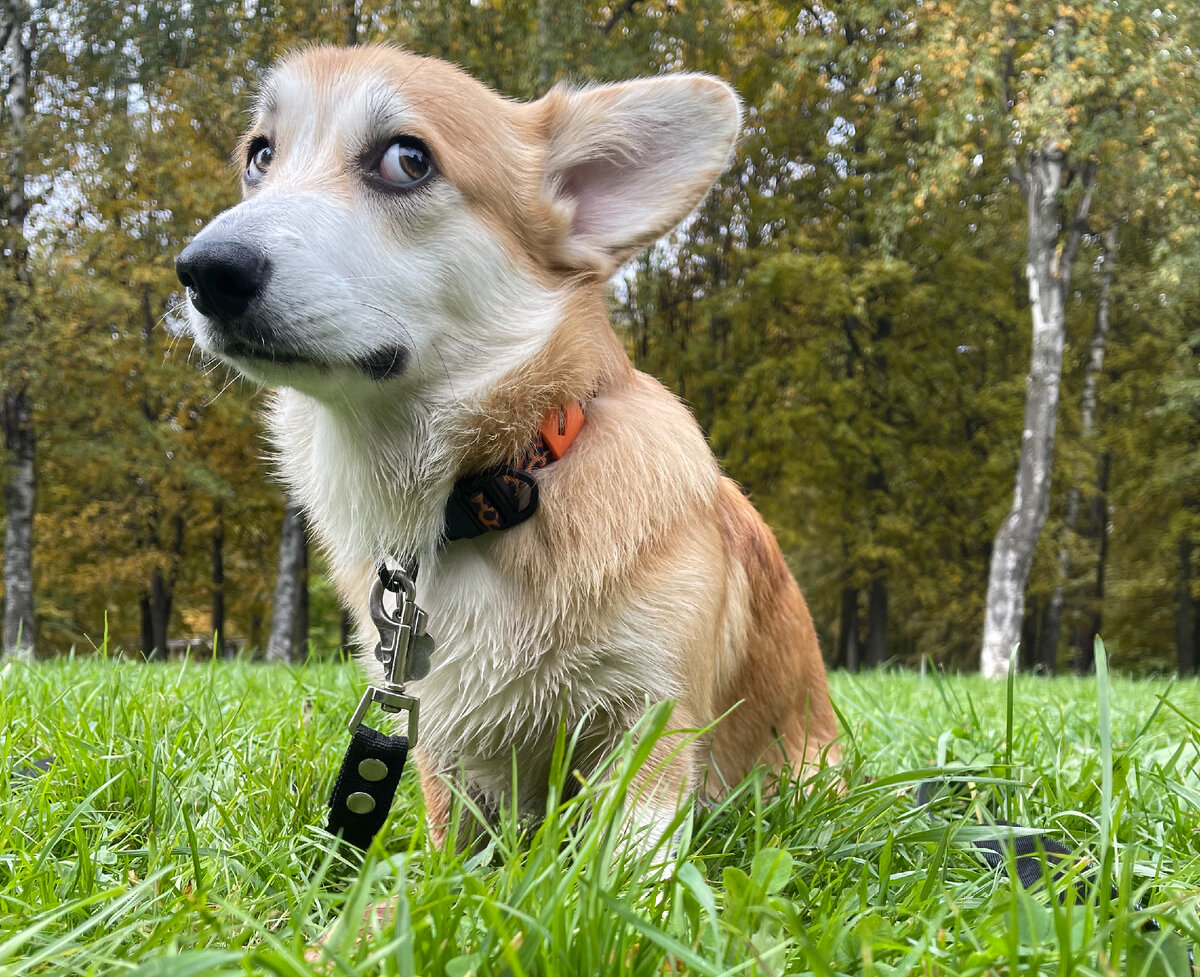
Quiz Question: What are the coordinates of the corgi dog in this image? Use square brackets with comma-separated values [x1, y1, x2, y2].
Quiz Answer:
[177, 44, 837, 846]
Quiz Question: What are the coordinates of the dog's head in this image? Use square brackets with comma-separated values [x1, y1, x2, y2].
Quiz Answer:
[177, 45, 740, 403]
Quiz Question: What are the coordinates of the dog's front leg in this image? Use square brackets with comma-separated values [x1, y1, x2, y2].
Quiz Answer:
[621, 706, 702, 870]
[416, 754, 500, 851]
[416, 753, 453, 848]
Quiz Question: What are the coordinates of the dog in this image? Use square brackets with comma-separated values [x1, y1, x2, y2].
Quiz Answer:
[177, 44, 837, 848]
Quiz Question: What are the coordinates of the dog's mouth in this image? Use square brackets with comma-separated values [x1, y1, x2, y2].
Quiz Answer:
[351, 345, 410, 382]
[177, 243, 411, 384]
[217, 337, 323, 370]
[206, 331, 409, 383]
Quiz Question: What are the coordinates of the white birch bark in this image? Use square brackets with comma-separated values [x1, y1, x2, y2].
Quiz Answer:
[1038, 224, 1117, 670]
[980, 148, 1092, 678]
[1, 0, 36, 662]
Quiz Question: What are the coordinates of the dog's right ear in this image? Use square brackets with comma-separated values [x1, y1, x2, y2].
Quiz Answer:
[537, 75, 741, 279]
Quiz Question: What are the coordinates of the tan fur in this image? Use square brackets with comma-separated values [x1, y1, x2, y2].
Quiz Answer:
[184, 44, 837, 848]
[708, 481, 838, 786]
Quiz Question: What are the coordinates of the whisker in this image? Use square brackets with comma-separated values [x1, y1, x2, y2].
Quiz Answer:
[204, 370, 241, 407]
[428, 340, 462, 408]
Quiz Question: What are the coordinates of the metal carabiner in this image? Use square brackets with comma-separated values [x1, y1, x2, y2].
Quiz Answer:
[368, 561, 433, 688]
[376, 561, 417, 600]
[348, 561, 427, 747]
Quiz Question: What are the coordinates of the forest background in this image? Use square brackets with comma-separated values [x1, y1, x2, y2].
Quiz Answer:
[1, 0, 1198, 676]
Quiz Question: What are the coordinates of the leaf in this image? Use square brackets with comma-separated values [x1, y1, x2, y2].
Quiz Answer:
[123, 951, 244, 977]
[445, 952, 485, 977]
[721, 865, 753, 919]
[675, 860, 720, 932]
[1126, 930, 1193, 977]
[750, 847, 794, 895]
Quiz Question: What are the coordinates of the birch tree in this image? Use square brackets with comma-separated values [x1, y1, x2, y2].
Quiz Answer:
[1037, 224, 1118, 673]
[0, 0, 37, 661]
[880, 0, 1200, 676]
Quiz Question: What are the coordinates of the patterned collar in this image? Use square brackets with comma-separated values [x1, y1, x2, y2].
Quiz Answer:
[442, 401, 586, 543]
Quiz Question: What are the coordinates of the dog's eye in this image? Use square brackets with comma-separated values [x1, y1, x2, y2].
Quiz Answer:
[246, 140, 273, 182]
[377, 139, 432, 186]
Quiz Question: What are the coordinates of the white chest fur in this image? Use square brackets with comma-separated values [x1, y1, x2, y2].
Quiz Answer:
[274, 374, 723, 813]
[403, 542, 684, 811]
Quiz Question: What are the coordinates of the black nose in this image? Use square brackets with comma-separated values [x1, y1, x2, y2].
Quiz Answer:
[176, 239, 272, 319]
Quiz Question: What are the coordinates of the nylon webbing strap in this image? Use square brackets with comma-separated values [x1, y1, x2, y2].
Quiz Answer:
[326, 724, 409, 850]
[917, 778, 1192, 964]
[443, 466, 540, 542]
[970, 824, 1095, 903]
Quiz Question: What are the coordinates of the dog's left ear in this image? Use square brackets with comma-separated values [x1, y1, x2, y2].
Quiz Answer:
[538, 74, 741, 278]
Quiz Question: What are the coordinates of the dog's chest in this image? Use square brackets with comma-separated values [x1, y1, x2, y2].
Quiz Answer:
[406, 547, 679, 808]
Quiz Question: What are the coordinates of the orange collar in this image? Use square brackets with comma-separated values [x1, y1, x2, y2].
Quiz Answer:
[442, 401, 586, 543]
[538, 400, 586, 461]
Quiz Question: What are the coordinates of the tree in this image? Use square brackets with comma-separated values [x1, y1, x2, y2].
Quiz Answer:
[4, 0, 1197, 671]
[21, 0, 291, 655]
[1037, 224, 1117, 673]
[839, 0, 1200, 675]
[0, 0, 40, 661]
[266, 502, 307, 663]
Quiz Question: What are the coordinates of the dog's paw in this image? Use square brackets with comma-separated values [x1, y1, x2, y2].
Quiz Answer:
[305, 901, 395, 966]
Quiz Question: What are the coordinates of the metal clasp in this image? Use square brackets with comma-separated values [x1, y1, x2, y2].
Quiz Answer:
[345, 562, 433, 747]
[348, 684, 420, 746]
[369, 564, 434, 688]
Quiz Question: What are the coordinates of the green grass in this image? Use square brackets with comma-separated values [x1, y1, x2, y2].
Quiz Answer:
[2, 647, 1199, 976]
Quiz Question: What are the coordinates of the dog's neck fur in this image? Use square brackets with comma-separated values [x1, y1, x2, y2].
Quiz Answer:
[267, 281, 630, 575]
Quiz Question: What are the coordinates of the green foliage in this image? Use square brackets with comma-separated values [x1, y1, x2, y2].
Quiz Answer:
[2, 0, 1199, 665]
[622, 0, 1200, 667]
[2, 657, 1200, 973]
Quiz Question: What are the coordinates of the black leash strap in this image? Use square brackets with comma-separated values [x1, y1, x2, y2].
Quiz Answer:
[918, 779, 1091, 897]
[970, 821, 1098, 907]
[326, 725, 409, 850]
[918, 778, 1193, 965]
[325, 561, 425, 851]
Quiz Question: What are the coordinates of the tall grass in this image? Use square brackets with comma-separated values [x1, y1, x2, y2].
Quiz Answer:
[1, 646, 1197, 975]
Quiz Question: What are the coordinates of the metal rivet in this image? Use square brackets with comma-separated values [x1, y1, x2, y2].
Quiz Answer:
[358, 758, 388, 782]
[346, 792, 376, 815]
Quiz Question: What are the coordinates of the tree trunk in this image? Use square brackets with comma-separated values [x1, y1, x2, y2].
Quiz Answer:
[865, 577, 887, 667]
[342, 0, 359, 45]
[1076, 452, 1109, 673]
[2, 391, 34, 660]
[1, 1, 36, 662]
[1193, 592, 1200, 679]
[142, 514, 183, 660]
[212, 517, 226, 657]
[535, 0, 552, 95]
[249, 612, 263, 655]
[149, 566, 171, 658]
[838, 587, 860, 672]
[980, 148, 1093, 678]
[293, 519, 309, 659]
[1039, 225, 1117, 675]
[266, 501, 307, 663]
[1178, 534, 1196, 677]
[140, 594, 153, 661]
[1020, 599, 1041, 672]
